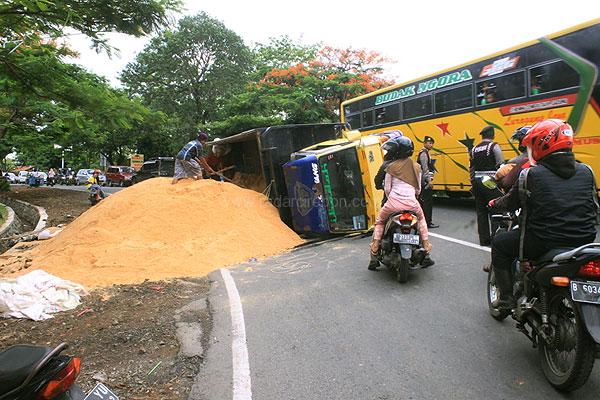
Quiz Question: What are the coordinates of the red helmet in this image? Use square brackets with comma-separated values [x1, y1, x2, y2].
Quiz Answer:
[521, 119, 574, 162]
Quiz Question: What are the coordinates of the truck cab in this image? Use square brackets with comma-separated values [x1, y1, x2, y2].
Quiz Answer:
[283, 132, 386, 234]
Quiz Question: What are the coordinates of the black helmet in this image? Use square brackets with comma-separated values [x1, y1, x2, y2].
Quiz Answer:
[511, 126, 530, 152]
[197, 130, 209, 141]
[381, 136, 414, 160]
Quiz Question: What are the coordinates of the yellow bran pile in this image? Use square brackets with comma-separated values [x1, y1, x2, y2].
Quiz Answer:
[2, 178, 303, 287]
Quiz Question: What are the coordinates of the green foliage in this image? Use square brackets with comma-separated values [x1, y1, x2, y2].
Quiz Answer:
[203, 114, 284, 138]
[253, 36, 319, 76]
[121, 12, 253, 145]
[0, 0, 178, 168]
[213, 44, 394, 129]
[0, 179, 9, 192]
[1, 0, 180, 51]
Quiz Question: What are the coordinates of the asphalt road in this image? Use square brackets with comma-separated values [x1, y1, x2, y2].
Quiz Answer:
[193, 200, 600, 400]
[9, 183, 125, 194]
[48, 184, 124, 194]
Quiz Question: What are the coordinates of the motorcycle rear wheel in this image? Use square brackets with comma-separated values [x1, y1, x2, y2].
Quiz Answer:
[487, 269, 510, 321]
[397, 258, 409, 283]
[539, 290, 595, 392]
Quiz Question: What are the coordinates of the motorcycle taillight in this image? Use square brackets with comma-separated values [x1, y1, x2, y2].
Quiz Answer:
[399, 213, 413, 221]
[38, 358, 80, 399]
[578, 259, 600, 280]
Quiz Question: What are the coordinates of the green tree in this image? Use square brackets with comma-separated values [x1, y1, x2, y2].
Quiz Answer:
[121, 12, 253, 146]
[1, 0, 180, 51]
[205, 36, 319, 136]
[253, 36, 319, 75]
[0, 0, 179, 166]
[209, 44, 393, 134]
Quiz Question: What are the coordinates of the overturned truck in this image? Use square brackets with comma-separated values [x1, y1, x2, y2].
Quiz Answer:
[206, 123, 345, 225]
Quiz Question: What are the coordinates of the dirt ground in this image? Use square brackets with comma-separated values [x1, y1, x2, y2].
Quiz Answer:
[1, 186, 90, 226]
[0, 278, 211, 399]
[1, 187, 213, 399]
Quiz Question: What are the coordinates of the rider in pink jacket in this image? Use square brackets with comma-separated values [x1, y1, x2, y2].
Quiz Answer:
[369, 137, 433, 270]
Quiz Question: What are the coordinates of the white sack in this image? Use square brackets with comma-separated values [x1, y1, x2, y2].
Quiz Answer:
[0, 270, 87, 321]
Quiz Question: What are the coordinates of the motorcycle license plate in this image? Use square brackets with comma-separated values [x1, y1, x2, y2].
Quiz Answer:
[570, 280, 600, 304]
[84, 383, 119, 400]
[393, 233, 419, 245]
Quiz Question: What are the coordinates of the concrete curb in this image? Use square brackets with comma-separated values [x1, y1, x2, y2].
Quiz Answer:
[0, 204, 15, 235]
[33, 205, 48, 233]
[0, 197, 48, 234]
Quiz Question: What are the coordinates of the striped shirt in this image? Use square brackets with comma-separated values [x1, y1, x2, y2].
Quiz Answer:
[177, 139, 203, 161]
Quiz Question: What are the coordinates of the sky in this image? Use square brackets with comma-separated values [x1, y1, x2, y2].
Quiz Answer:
[68, 0, 599, 87]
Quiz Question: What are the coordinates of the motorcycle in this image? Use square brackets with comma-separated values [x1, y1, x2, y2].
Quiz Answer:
[487, 242, 600, 391]
[378, 211, 431, 283]
[88, 185, 104, 206]
[0, 342, 84, 399]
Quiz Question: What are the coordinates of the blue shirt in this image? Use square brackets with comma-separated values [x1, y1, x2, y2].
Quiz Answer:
[177, 139, 203, 161]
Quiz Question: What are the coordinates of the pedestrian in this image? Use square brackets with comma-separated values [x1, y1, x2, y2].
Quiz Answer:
[172, 130, 216, 184]
[47, 167, 56, 186]
[470, 125, 504, 245]
[417, 135, 438, 228]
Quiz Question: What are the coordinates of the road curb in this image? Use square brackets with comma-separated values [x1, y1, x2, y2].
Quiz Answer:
[0, 196, 48, 233]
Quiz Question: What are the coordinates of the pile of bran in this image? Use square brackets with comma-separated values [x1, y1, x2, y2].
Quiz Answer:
[4, 178, 303, 287]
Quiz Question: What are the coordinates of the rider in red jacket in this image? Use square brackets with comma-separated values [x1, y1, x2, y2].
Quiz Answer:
[488, 119, 598, 309]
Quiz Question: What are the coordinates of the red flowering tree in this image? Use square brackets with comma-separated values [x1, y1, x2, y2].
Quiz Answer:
[258, 46, 393, 120]
[207, 44, 394, 136]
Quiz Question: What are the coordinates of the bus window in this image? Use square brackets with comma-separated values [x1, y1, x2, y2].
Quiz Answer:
[477, 71, 525, 105]
[402, 95, 432, 120]
[344, 102, 360, 115]
[529, 61, 579, 95]
[362, 110, 374, 127]
[375, 104, 401, 125]
[345, 114, 361, 130]
[435, 84, 473, 114]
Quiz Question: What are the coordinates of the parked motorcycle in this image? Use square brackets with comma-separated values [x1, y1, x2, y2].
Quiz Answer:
[487, 242, 600, 391]
[58, 169, 76, 186]
[0, 343, 84, 399]
[377, 211, 431, 283]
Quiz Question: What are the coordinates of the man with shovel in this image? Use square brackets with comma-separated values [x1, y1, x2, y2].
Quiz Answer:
[172, 131, 216, 184]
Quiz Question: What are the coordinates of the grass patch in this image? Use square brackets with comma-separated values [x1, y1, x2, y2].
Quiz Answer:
[0, 203, 7, 225]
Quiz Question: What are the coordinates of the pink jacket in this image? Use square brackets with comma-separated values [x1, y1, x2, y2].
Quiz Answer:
[384, 173, 421, 202]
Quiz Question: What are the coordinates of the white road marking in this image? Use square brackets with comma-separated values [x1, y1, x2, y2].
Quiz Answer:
[428, 232, 491, 253]
[220, 268, 252, 400]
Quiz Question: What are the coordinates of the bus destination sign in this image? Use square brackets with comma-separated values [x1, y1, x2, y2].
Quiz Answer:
[375, 69, 473, 106]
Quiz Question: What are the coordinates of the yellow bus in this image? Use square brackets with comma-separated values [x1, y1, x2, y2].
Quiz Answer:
[340, 18, 600, 195]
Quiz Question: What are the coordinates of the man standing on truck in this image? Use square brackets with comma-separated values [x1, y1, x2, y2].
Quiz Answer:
[172, 131, 216, 184]
[417, 136, 438, 228]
